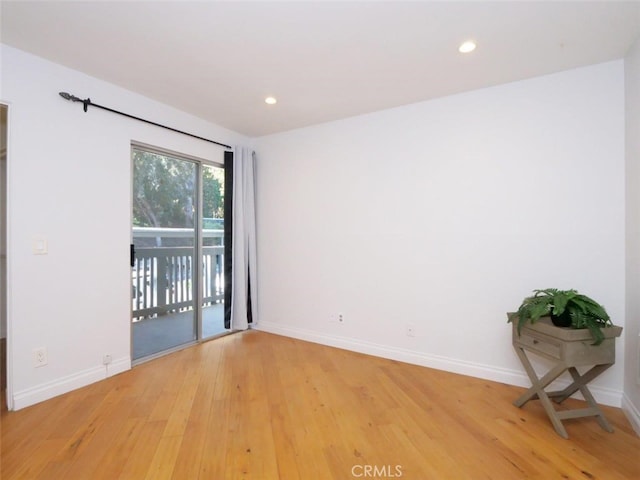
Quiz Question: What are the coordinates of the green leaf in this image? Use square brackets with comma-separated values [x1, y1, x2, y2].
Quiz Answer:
[585, 319, 605, 346]
[509, 288, 612, 344]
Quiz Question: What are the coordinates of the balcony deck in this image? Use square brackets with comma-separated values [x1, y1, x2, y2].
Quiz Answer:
[132, 226, 228, 361]
[132, 303, 228, 360]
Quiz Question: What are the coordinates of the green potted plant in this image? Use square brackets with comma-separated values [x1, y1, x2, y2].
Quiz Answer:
[508, 288, 614, 345]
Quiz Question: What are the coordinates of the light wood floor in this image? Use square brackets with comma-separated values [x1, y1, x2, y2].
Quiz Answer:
[1, 330, 639, 479]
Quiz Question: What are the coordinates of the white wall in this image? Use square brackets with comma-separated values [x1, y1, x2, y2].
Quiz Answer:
[624, 35, 640, 434]
[254, 61, 627, 406]
[1, 45, 248, 409]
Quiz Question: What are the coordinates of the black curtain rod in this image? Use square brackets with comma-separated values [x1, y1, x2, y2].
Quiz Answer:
[58, 92, 232, 150]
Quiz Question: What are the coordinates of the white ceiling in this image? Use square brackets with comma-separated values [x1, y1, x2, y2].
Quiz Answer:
[2, 1, 640, 137]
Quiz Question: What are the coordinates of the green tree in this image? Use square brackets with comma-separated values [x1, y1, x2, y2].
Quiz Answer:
[132, 149, 224, 229]
[133, 150, 195, 228]
[202, 166, 224, 220]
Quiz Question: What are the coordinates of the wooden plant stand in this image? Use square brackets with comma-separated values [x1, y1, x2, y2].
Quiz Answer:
[511, 317, 622, 439]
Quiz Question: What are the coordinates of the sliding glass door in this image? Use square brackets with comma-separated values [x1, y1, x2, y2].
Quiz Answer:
[131, 145, 228, 361]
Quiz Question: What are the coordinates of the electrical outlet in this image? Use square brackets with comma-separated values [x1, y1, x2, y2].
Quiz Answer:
[406, 324, 416, 337]
[103, 354, 112, 365]
[338, 313, 344, 323]
[329, 313, 345, 324]
[33, 347, 48, 367]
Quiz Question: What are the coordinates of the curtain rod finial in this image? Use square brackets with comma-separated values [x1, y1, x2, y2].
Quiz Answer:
[59, 91, 82, 102]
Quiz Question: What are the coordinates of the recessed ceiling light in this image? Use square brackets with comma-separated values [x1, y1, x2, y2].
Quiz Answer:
[458, 41, 476, 53]
[265, 96, 277, 105]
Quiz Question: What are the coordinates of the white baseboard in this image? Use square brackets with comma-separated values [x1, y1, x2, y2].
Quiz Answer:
[622, 394, 640, 437]
[12, 356, 131, 410]
[255, 321, 623, 407]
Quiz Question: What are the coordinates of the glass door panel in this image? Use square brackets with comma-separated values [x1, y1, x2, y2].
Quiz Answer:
[201, 163, 228, 339]
[131, 147, 198, 360]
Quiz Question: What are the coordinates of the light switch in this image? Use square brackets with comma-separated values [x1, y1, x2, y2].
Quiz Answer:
[33, 237, 47, 255]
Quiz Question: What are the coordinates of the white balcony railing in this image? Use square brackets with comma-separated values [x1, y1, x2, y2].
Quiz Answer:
[132, 227, 224, 321]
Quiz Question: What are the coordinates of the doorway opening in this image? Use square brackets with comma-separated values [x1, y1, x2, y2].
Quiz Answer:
[131, 144, 228, 362]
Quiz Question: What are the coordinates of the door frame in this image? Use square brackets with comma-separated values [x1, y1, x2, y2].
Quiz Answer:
[130, 142, 224, 364]
[1, 101, 13, 410]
